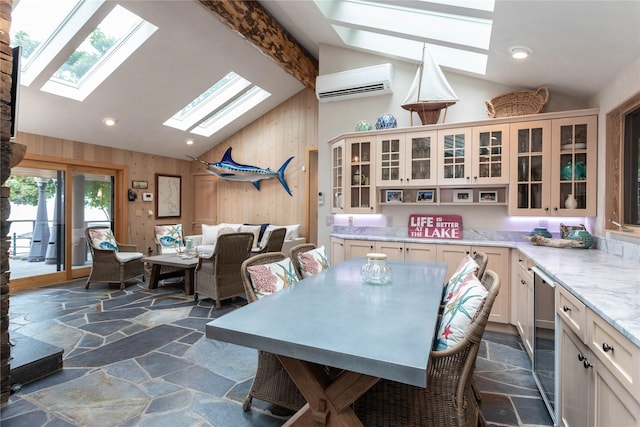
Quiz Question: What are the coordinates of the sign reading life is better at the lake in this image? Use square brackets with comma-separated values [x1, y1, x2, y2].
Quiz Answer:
[408, 214, 463, 240]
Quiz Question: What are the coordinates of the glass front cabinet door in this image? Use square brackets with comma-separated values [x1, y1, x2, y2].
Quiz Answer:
[346, 136, 377, 213]
[551, 116, 597, 216]
[331, 139, 345, 213]
[376, 131, 437, 187]
[471, 124, 510, 185]
[437, 128, 472, 186]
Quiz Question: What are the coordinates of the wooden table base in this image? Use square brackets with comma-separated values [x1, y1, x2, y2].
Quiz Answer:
[278, 355, 379, 427]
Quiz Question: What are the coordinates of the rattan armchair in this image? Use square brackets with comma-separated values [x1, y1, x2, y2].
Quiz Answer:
[473, 250, 489, 280]
[288, 243, 317, 279]
[240, 252, 306, 412]
[353, 270, 501, 427]
[194, 232, 254, 309]
[253, 227, 286, 254]
[85, 226, 145, 290]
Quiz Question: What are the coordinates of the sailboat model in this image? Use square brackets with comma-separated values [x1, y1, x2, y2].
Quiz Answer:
[402, 44, 458, 125]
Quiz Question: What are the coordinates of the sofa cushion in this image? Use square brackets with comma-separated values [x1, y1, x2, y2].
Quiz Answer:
[239, 225, 261, 249]
[244, 223, 270, 242]
[435, 272, 487, 351]
[298, 246, 329, 278]
[247, 257, 299, 298]
[284, 224, 300, 240]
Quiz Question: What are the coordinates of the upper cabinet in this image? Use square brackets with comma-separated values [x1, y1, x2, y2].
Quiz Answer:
[376, 131, 437, 187]
[345, 136, 378, 213]
[509, 115, 597, 216]
[331, 139, 345, 214]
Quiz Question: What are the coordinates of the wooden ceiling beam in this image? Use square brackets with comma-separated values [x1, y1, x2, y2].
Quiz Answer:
[198, 0, 318, 90]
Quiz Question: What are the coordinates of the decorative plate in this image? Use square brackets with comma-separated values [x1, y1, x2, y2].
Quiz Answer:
[375, 113, 397, 130]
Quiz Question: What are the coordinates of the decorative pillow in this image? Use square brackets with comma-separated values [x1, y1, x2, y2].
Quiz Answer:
[239, 225, 261, 249]
[154, 224, 183, 253]
[298, 246, 329, 278]
[88, 228, 118, 251]
[441, 255, 480, 305]
[434, 273, 488, 351]
[201, 224, 223, 245]
[284, 224, 300, 241]
[247, 258, 299, 298]
[220, 223, 242, 232]
[244, 223, 270, 242]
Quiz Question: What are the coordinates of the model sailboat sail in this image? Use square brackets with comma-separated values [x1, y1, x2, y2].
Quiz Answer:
[401, 44, 458, 125]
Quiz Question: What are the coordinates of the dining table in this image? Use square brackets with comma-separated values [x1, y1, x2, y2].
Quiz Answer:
[205, 257, 447, 426]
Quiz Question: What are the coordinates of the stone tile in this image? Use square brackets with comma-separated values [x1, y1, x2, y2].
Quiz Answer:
[136, 351, 194, 378]
[486, 341, 532, 370]
[145, 389, 192, 414]
[164, 365, 236, 397]
[1, 396, 38, 420]
[141, 379, 184, 398]
[179, 331, 204, 345]
[104, 359, 151, 383]
[480, 392, 519, 426]
[86, 308, 147, 322]
[78, 319, 135, 336]
[184, 339, 257, 382]
[191, 393, 285, 427]
[158, 341, 191, 357]
[475, 367, 540, 397]
[511, 396, 554, 426]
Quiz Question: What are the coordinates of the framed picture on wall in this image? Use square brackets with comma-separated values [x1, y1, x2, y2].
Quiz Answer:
[453, 189, 473, 203]
[416, 190, 434, 203]
[385, 190, 403, 203]
[132, 180, 148, 189]
[156, 174, 181, 218]
[479, 190, 498, 202]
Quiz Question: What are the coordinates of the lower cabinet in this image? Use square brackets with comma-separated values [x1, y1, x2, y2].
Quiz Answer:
[557, 285, 640, 427]
[514, 252, 534, 357]
[330, 237, 345, 266]
[374, 241, 437, 262]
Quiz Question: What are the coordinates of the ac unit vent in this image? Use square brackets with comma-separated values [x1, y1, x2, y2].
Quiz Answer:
[316, 64, 393, 102]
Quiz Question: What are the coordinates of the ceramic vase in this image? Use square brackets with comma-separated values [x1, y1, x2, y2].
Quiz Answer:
[566, 230, 593, 249]
[564, 194, 578, 209]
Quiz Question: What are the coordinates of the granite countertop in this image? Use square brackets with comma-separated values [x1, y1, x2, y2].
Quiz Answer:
[331, 233, 640, 348]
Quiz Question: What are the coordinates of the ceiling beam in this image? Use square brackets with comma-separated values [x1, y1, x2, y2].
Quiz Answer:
[198, 0, 318, 90]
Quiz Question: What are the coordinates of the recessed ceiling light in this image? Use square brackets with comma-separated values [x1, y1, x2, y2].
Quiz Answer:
[510, 46, 531, 59]
[186, 139, 194, 145]
[103, 117, 117, 126]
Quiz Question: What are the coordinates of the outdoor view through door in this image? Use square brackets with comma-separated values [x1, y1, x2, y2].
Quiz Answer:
[7, 165, 115, 286]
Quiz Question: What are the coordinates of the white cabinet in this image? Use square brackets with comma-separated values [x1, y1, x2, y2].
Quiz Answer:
[344, 239, 375, 259]
[509, 115, 597, 216]
[376, 131, 437, 187]
[330, 237, 345, 265]
[330, 137, 378, 213]
[330, 139, 345, 213]
[513, 252, 534, 357]
[374, 241, 437, 262]
[437, 127, 473, 186]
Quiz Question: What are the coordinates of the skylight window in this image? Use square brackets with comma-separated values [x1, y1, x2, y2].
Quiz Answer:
[164, 72, 271, 137]
[315, 0, 494, 75]
[40, 5, 158, 101]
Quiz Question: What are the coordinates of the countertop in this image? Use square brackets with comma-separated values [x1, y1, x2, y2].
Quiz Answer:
[331, 233, 640, 347]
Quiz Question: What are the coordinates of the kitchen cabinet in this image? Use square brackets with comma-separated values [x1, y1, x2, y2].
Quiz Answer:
[509, 115, 597, 216]
[330, 237, 344, 266]
[557, 285, 640, 427]
[513, 252, 534, 357]
[374, 241, 437, 262]
[436, 244, 510, 324]
[344, 239, 375, 259]
[376, 131, 437, 187]
[330, 136, 378, 213]
[330, 139, 345, 213]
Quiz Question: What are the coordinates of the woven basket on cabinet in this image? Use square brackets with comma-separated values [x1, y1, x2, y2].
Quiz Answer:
[486, 86, 549, 118]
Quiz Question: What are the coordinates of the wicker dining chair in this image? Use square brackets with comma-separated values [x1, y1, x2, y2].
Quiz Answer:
[254, 227, 286, 254]
[353, 269, 501, 427]
[288, 243, 317, 279]
[473, 250, 489, 280]
[194, 232, 254, 309]
[240, 252, 306, 412]
[85, 226, 145, 290]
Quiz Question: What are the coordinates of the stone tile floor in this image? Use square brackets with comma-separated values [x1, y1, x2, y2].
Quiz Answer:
[1, 279, 554, 426]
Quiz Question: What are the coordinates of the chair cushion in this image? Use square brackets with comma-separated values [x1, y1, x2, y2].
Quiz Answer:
[154, 224, 183, 254]
[88, 228, 118, 251]
[441, 255, 479, 305]
[435, 272, 488, 351]
[247, 257, 299, 298]
[115, 252, 144, 262]
[298, 246, 329, 278]
[239, 225, 261, 249]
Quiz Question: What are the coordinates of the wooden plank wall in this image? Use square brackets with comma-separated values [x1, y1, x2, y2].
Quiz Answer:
[13, 133, 194, 255]
[191, 89, 318, 235]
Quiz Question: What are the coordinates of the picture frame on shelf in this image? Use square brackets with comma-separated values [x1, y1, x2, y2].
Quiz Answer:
[156, 174, 181, 218]
[416, 189, 434, 203]
[385, 190, 403, 203]
[132, 180, 148, 189]
[453, 189, 473, 203]
[479, 190, 498, 202]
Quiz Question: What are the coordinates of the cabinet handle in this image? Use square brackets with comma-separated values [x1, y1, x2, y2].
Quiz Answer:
[544, 207, 549, 212]
[520, 280, 526, 285]
[602, 342, 614, 352]
[473, 176, 478, 180]
[562, 305, 571, 312]
[578, 353, 586, 361]
[583, 360, 593, 369]
[554, 207, 558, 211]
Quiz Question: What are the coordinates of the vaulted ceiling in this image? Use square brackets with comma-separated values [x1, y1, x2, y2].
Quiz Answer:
[12, 0, 640, 160]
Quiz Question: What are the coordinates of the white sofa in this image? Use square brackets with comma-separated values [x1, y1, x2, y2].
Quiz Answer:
[185, 223, 305, 257]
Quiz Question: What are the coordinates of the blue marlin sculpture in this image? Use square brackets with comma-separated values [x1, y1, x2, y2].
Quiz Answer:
[190, 147, 294, 196]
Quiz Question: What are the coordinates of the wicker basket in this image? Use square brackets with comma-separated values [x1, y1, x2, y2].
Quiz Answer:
[486, 87, 549, 118]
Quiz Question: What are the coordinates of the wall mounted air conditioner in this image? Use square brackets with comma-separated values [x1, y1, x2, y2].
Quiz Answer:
[316, 63, 393, 102]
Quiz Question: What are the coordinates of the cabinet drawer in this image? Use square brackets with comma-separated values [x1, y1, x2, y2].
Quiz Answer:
[517, 253, 534, 280]
[587, 309, 640, 396]
[556, 286, 586, 342]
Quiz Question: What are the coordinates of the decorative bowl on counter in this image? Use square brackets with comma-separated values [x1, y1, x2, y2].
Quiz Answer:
[529, 227, 552, 238]
[565, 229, 593, 249]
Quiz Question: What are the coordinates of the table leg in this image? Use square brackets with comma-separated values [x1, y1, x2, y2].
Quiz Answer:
[148, 264, 161, 289]
[183, 267, 194, 295]
[278, 355, 379, 427]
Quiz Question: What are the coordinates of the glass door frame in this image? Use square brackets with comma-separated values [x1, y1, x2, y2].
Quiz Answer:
[9, 156, 128, 291]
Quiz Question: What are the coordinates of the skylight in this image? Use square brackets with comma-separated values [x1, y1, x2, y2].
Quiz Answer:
[164, 72, 271, 137]
[314, 0, 494, 75]
[10, 1, 157, 101]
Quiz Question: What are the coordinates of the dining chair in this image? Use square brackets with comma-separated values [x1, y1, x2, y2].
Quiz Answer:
[254, 227, 286, 254]
[240, 252, 306, 412]
[353, 269, 501, 427]
[194, 232, 254, 309]
[288, 243, 317, 279]
[473, 250, 489, 280]
[85, 226, 145, 290]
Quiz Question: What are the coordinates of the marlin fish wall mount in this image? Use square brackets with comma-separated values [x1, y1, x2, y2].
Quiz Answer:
[190, 148, 294, 196]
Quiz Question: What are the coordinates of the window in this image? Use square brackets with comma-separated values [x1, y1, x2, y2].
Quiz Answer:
[605, 92, 640, 234]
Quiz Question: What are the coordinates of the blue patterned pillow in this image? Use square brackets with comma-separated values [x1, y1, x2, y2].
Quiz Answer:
[154, 224, 183, 253]
[88, 228, 118, 251]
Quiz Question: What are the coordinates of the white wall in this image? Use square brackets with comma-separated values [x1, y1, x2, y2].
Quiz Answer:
[316, 44, 592, 251]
